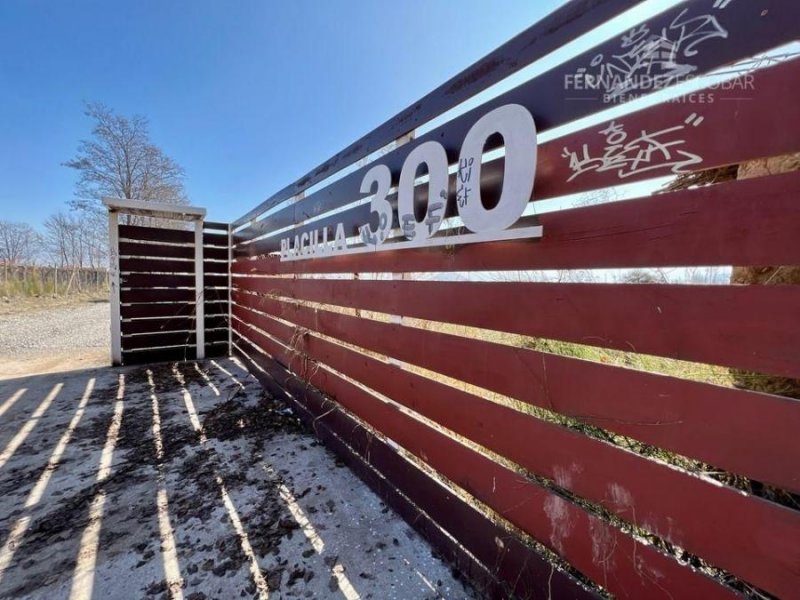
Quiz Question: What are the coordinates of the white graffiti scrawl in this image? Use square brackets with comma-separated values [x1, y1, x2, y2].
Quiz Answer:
[562, 113, 705, 181]
[575, 8, 729, 100]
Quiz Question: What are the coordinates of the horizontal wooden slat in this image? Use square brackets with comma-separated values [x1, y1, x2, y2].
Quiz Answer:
[200, 288, 228, 302]
[233, 291, 800, 493]
[119, 240, 228, 261]
[237, 39, 800, 245]
[122, 346, 198, 365]
[122, 328, 228, 351]
[204, 300, 229, 315]
[203, 260, 229, 274]
[119, 289, 227, 304]
[120, 257, 195, 274]
[234, 303, 800, 598]
[118, 224, 231, 248]
[120, 225, 227, 246]
[120, 224, 194, 244]
[235, 170, 800, 273]
[119, 306, 227, 322]
[204, 246, 228, 261]
[203, 277, 228, 288]
[121, 317, 195, 335]
[204, 329, 228, 344]
[121, 273, 194, 288]
[203, 221, 229, 231]
[121, 288, 197, 303]
[120, 315, 227, 335]
[233, 335, 601, 600]
[233, 277, 800, 378]
[123, 341, 226, 365]
[122, 330, 195, 351]
[120, 302, 196, 319]
[232, 323, 738, 600]
[204, 235, 228, 248]
[235, 0, 794, 228]
[119, 241, 194, 260]
[120, 273, 228, 288]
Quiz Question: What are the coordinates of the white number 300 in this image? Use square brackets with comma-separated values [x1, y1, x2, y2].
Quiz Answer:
[359, 104, 537, 246]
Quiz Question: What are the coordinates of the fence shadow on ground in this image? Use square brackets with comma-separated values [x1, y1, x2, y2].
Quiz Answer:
[0, 359, 472, 600]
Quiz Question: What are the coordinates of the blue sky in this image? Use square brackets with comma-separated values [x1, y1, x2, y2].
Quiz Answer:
[0, 0, 570, 225]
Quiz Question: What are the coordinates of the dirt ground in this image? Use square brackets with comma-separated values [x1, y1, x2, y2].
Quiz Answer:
[0, 294, 108, 317]
[0, 296, 110, 380]
[0, 351, 109, 381]
[0, 357, 476, 599]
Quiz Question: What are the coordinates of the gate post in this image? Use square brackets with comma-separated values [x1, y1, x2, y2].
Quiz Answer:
[108, 209, 122, 366]
[194, 219, 205, 360]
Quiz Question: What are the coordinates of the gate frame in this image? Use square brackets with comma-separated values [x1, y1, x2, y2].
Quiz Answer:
[103, 198, 207, 365]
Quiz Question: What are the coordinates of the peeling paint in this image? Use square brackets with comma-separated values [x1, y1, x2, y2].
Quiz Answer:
[553, 465, 573, 488]
[543, 495, 574, 555]
[608, 483, 633, 510]
[553, 462, 584, 489]
[636, 553, 664, 581]
[642, 516, 683, 549]
[589, 517, 616, 573]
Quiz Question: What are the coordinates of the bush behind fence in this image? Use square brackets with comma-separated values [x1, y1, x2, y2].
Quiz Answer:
[0, 264, 108, 298]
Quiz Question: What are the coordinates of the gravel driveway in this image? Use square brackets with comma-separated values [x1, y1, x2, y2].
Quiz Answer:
[0, 300, 110, 379]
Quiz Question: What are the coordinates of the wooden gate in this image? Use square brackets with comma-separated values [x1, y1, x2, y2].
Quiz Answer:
[229, 1, 800, 597]
[105, 199, 230, 366]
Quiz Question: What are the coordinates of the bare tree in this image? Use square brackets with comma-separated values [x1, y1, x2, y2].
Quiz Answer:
[0, 221, 40, 265]
[64, 103, 188, 225]
[44, 212, 107, 269]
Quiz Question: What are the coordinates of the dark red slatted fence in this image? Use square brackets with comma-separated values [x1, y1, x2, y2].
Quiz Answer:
[223, 1, 800, 597]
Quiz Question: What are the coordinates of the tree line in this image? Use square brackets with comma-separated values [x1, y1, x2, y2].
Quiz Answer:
[1, 102, 188, 270]
[0, 215, 106, 269]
